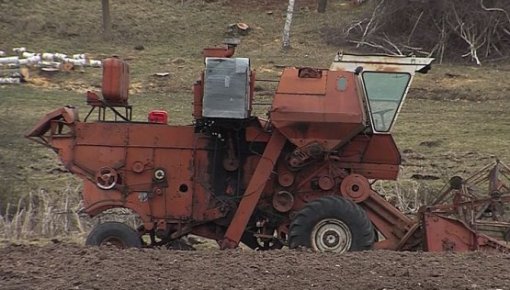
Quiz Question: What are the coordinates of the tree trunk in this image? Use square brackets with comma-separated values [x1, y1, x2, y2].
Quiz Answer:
[102, 0, 112, 40]
[282, 0, 295, 50]
[317, 0, 328, 13]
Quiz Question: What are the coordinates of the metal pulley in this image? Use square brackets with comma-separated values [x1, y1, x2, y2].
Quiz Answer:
[272, 190, 294, 213]
[95, 167, 118, 190]
[340, 174, 371, 203]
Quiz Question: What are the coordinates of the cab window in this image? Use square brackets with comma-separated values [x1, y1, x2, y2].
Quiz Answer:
[362, 72, 411, 132]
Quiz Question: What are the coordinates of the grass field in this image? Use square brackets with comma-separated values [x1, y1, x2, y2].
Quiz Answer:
[0, 1, 509, 238]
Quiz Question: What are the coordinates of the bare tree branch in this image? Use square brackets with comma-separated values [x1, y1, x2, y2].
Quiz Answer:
[336, 0, 510, 63]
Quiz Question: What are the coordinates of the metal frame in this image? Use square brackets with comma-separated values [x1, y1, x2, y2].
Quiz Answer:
[84, 101, 132, 122]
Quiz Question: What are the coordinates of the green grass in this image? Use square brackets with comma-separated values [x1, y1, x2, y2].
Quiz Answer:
[395, 99, 510, 179]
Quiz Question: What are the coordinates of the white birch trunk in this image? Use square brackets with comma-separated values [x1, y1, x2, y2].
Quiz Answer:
[282, 0, 295, 49]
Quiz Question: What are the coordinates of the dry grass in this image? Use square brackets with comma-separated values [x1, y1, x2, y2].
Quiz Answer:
[0, 184, 143, 245]
[0, 185, 85, 242]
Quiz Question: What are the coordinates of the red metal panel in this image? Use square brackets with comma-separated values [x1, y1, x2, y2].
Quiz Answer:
[354, 188, 416, 250]
[158, 148, 194, 219]
[362, 134, 401, 164]
[271, 69, 365, 150]
[25, 107, 78, 138]
[276, 68, 328, 95]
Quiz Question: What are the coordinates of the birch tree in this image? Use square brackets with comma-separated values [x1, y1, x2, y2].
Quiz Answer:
[282, 0, 295, 49]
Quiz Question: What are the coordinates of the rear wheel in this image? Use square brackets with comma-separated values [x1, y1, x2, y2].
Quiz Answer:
[86, 221, 142, 248]
[289, 196, 375, 252]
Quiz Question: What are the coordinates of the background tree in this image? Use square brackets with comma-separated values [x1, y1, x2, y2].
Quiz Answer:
[282, 0, 295, 49]
[317, 0, 328, 13]
[102, 0, 112, 40]
[325, 0, 510, 64]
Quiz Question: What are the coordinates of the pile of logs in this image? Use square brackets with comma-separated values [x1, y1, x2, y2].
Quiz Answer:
[0, 48, 102, 84]
[0, 68, 29, 84]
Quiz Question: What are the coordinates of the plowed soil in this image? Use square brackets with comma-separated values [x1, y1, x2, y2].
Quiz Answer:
[1, 244, 509, 290]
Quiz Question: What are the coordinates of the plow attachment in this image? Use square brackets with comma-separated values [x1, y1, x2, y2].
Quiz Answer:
[419, 160, 510, 252]
[422, 211, 510, 252]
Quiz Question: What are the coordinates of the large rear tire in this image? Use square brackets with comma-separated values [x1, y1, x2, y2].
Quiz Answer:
[289, 196, 375, 252]
[86, 221, 142, 248]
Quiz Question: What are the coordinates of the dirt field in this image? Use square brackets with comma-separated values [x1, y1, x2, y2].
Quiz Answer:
[1, 244, 509, 290]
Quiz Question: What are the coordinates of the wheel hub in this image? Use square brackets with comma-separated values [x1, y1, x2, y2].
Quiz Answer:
[100, 236, 127, 248]
[311, 219, 352, 252]
[323, 230, 340, 247]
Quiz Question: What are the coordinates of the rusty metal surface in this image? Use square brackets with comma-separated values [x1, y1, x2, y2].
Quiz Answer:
[271, 69, 365, 150]
[25, 106, 78, 139]
[354, 187, 417, 250]
[422, 212, 510, 252]
[330, 53, 434, 74]
[424, 160, 510, 248]
[102, 57, 129, 105]
[220, 129, 287, 249]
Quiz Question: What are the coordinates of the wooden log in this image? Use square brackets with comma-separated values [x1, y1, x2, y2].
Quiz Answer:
[12, 47, 26, 54]
[72, 54, 86, 59]
[88, 60, 102, 67]
[0, 63, 20, 69]
[0, 56, 19, 65]
[0, 67, 29, 82]
[21, 52, 37, 58]
[0, 68, 21, 77]
[0, 77, 21, 84]
[41, 52, 68, 61]
[18, 55, 41, 66]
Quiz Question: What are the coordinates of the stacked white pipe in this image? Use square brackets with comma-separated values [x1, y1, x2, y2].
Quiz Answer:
[0, 47, 102, 84]
[1, 47, 102, 68]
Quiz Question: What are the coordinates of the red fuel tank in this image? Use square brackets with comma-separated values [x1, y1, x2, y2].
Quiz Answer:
[102, 57, 129, 105]
[148, 110, 169, 124]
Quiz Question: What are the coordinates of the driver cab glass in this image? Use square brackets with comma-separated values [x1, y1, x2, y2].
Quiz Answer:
[362, 72, 411, 132]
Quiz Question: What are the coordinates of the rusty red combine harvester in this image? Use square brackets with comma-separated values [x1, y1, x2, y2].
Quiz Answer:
[27, 41, 510, 252]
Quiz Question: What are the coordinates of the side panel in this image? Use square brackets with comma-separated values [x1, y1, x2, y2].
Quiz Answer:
[71, 122, 213, 222]
[336, 134, 401, 180]
[157, 148, 194, 219]
[271, 69, 366, 149]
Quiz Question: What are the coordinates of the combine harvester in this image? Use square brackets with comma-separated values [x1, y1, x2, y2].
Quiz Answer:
[27, 41, 510, 252]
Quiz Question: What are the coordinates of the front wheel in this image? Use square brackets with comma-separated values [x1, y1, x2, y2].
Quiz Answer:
[86, 221, 142, 248]
[288, 196, 375, 252]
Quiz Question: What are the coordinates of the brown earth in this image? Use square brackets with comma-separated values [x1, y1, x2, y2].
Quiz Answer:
[1, 244, 509, 290]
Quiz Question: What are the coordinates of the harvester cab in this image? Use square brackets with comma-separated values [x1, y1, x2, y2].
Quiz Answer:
[330, 53, 432, 133]
[26, 42, 510, 253]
